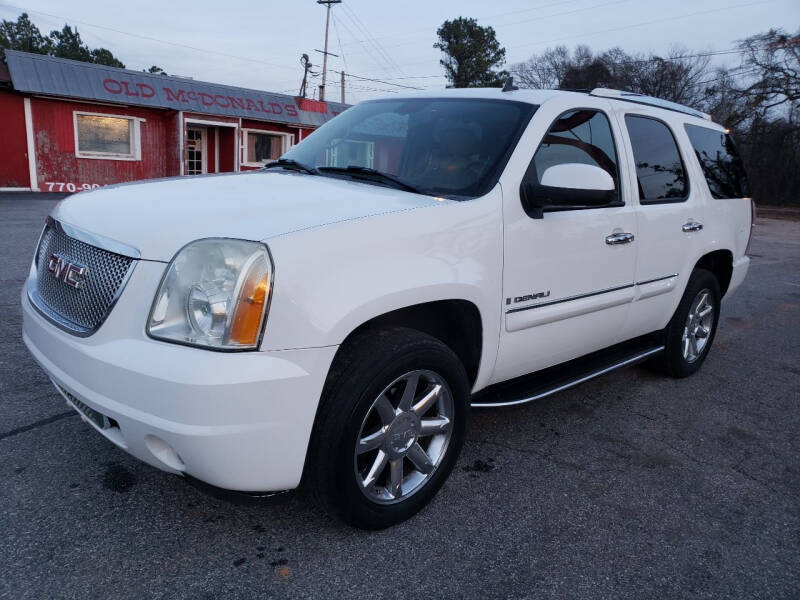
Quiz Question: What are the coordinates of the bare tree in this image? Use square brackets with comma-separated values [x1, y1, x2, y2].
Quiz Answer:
[511, 45, 709, 105]
[510, 45, 580, 89]
[737, 28, 800, 111]
[606, 47, 711, 106]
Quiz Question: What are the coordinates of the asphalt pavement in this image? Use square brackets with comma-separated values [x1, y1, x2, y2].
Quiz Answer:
[1, 193, 798, 599]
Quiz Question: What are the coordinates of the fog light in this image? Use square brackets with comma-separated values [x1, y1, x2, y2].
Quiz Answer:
[144, 435, 185, 471]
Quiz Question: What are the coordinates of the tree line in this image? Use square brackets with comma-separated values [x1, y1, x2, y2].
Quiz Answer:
[0, 13, 165, 74]
[435, 18, 800, 207]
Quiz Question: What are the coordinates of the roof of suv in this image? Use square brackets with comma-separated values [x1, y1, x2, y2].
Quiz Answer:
[383, 86, 723, 131]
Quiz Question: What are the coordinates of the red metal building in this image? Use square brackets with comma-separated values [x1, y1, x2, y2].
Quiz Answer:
[0, 50, 347, 192]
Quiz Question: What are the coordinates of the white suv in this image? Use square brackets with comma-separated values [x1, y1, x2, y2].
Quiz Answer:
[22, 86, 753, 529]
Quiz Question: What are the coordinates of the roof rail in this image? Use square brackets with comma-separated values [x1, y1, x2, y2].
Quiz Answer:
[590, 88, 712, 121]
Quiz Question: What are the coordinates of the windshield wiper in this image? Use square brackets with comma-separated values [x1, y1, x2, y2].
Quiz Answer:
[318, 165, 423, 195]
[263, 158, 319, 175]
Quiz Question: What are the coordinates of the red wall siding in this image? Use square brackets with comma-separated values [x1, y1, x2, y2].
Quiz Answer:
[164, 111, 181, 177]
[32, 98, 171, 190]
[241, 119, 297, 136]
[0, 91, 31, 188]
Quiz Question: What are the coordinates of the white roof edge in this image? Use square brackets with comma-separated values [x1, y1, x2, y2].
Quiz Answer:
[589, 88, 713, 121]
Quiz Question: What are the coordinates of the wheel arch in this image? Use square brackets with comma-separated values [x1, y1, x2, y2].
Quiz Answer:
[693, 249, 734, 297]
[329, 299, 484, 388]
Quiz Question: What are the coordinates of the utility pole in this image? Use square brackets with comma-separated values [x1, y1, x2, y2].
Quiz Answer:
[341, 71, 345, 103]
[316, 0, 341, 101]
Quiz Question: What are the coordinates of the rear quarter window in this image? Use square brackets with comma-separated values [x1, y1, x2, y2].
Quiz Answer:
[684, 124, 750, 199]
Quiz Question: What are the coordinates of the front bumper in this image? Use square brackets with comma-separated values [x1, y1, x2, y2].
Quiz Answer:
[21, 260, 337, 492]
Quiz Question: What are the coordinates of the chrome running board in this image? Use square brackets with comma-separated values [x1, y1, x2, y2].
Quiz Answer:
[471, 339, 664, 409]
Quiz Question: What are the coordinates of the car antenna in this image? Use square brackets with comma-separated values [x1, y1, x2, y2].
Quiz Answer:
[502, 76, 519, 92]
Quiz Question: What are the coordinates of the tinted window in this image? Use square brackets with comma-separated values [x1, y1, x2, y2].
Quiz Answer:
[527, 109, 620, 205]
[625, 115, 687, 202]
[685, 124, 750, 199]
[283, 98, 536, 199]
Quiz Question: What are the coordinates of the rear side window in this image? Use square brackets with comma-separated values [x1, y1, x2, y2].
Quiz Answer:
[625, 115, 687, 203]
[527, 109, 620, 205]
[685, 124, 750, 199]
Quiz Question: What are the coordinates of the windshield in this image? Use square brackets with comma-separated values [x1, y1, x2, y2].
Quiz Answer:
[281, 98, 537, 198]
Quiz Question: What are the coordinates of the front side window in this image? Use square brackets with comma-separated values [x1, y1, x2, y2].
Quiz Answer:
[281, 98, 537, 198]
[625, 115, 687, 203]
[685, 124, 750, 199]
[246, 131, 290, 165]
[75, 113, 139, 159]
[525, 109, 621, 206]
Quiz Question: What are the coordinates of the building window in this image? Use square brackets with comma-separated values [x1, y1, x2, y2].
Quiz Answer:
[243, 130, 293, 166]
[74, 112, 141, 160]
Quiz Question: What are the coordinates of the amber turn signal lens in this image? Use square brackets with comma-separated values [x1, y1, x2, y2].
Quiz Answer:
[229, 265, 270, 346]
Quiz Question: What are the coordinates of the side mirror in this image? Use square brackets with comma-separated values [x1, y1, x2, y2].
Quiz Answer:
[520, 163, 616, 219]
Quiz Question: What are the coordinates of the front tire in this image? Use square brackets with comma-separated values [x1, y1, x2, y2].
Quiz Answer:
[656, 268, 721, 378]
[307, 327, 469, 529]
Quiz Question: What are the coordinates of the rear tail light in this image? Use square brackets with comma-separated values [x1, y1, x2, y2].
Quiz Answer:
[745, 198, 756, 256]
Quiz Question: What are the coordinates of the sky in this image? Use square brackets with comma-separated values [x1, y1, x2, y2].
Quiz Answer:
[1, 0, 797, 103]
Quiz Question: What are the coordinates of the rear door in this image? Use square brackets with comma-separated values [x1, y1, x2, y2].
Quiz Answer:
[614, 109, 706, 338]
[493, 96, 638, 384]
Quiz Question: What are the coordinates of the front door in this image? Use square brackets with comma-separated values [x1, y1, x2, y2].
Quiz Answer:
[493, 98, 638, 384]
[185, 127, 207, 175]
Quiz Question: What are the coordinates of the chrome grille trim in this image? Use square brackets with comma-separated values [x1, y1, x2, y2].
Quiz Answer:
[28, 218, 137, 337]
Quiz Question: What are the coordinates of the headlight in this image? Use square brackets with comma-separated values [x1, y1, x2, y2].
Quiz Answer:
[147, 239, 273, 350]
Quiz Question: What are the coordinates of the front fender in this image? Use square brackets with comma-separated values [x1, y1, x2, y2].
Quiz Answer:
[260, 188, 504, 389]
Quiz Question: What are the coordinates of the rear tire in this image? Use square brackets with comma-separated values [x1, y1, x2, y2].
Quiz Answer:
[306, 327, 469, 529]
[654, 268, 721, 378]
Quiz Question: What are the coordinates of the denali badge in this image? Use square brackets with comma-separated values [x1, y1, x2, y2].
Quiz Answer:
[506, 290, 550, 305]
[46, 253, 89, 289]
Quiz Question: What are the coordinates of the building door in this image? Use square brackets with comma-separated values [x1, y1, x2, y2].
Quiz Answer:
[185, 127, 206, 175]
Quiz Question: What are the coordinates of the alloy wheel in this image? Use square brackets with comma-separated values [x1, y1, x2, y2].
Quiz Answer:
[354, 369, 454, 504]
[682, 288, 714, 363]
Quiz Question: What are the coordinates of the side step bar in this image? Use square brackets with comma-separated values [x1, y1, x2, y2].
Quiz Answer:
[471, 336, 664, 409]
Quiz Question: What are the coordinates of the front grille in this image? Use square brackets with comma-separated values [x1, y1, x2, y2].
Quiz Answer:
[29, 220, 135, 336]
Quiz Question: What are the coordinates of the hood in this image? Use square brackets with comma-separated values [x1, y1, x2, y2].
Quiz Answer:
[52, 171, 441, 261]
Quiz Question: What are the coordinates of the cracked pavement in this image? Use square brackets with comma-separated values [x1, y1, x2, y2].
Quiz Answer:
[1, 193, 798, 599]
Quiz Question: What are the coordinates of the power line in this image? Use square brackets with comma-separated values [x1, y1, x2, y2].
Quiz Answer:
[332, 14, 349, 74]
[339, 2, 405, 77]
[339, 0, 595, 47]
[0, 2, 298, 72]
[348, 0, 778, 75]
[504, 0, 780, 51]
[330, 69, 423, 90]
[331, 8, 396, 78]
[342, 0, 632, 57]
[336, 48, 748, 83]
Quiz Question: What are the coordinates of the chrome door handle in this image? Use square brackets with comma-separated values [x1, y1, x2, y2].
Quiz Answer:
[605, 232, 635, 245]
[682, 221, 703, 232]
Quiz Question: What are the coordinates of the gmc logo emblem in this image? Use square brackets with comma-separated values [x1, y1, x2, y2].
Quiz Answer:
[46, 253, 89, 289]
